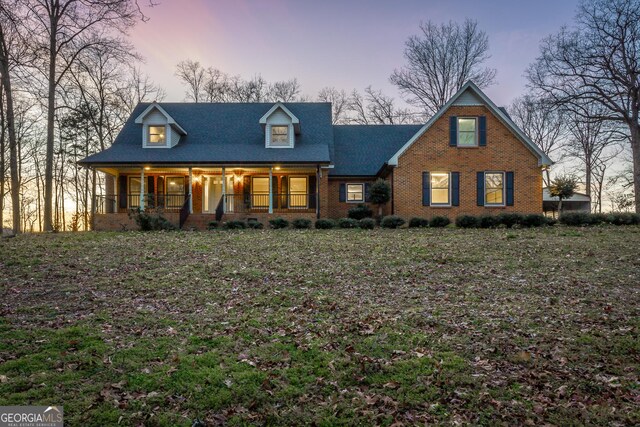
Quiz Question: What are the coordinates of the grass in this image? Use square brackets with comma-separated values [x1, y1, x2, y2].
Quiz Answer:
[0, 226, 639, 426]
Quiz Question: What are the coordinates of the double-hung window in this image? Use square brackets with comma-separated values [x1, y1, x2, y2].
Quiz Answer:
[289, 176, 307, 208]
[270, 125, 289, 147]
[457, 118, 477, 147]
[431, 172, 450, 205]
[485, 172, 504, 205]
[148, 125, 166, 145]
[252, 177, 270, 208]
[347, 184, 364, 202]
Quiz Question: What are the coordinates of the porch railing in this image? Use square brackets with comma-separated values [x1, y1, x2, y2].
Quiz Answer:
[96, 195, 117, 214]
[223, 193, 314, 213]
[95, 194, 188, 212]
[179, 194, 191, 228]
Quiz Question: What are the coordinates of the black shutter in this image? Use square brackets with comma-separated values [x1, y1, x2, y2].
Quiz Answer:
[449, 116, 458, 146]
[506, 172, 514, 206]
[157, 176, 165, 208]
[451, 172, 460, 206]
[147, 176, 154, 194]
[281, 176, 288, 208]
[422, 172, 430, 206]
[477, 172, 485, 206]
[364, 183, 371, 202]
[118, 176, 127, 209]
[271, 176, 278, 209]
[309, 175, 317, 209]
[479, 116, 487, 146]
[339, 183, 346, 202]
[243, 176, 251, 208]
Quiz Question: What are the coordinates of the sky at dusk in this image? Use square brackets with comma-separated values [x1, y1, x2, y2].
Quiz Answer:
[131, 0, 581, 107]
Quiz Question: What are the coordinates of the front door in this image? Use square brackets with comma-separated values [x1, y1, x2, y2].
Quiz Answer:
[203, 176, 223, 213]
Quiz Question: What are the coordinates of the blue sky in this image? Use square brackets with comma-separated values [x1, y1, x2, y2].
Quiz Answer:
[132, 0, 580, 106]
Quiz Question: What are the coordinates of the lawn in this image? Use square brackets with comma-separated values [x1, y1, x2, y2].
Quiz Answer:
[0, 227, 638, 426]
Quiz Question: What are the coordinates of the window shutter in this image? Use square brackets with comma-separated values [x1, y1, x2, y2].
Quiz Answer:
[451, 172, 460, 206]
[309, 175, 317, 209]
[271, 176, 278, 209]
[147, 177, 154, 195]
[118, 176, 127, 209]
[477, 172, 485, 206]
[364, 183, 371, 202]
[243, 176, 251, 208]
[339, 183, 346, 202]
[183, 176, 189, 196]
[449, 116, 457, 146]
[506, 171, 514, 206]
[422, 172, 430, 206]
[157, 176, 164, 194]
[280, 176, 288, 208]
[479, 116, 487, 146]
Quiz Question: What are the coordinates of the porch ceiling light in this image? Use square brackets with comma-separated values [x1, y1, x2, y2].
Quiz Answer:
[144, 166, 151, 170]
[274, 166, 281, 170]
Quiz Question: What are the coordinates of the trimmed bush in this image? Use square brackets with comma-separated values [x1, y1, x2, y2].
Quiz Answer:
[429, 216, 450, 228]
[348, 204, 373, 220]
[477, 214, 497, 229]
[359, 218, 376, 229]
[609, 212, 640, 225]
[380, 215, 405, 229]
[247, 220, 264, 229]
[130, 210, 176, 231]
[269, 218, 289, 229]
[559, 212, 592, 226]
[292, 218, 312, 229]
[315, 219, 336, 229]
[207, 221, 219, 230]
[560, 211, 640, 226]
[338, 218, 358, 229]
[223, 220, 246, 230]
[455, 215, 478, 228]
[590, 213, 609, 225]
[408, 217, 429, 228]
[496, 212, 523, 228]
[521, 214, 547, 228]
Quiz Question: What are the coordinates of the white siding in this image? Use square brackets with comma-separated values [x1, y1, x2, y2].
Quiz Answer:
[452, 88, 484, 106]
[265, 108, 294, 148]
[170, 126, 181, 147]
[142, 107, 171, 148]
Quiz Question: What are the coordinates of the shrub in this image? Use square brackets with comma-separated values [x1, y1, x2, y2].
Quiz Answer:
[247, 220, 264, 229]
[455, 215, 478, 228]
[315, 219, 336, 229]
[609, 212, 640, 225]
[348, 204, 373, 220]
[207, 221, 219, 230]
[370, 179, 391, 217]
[292, 218, 312, 229]
[358, 218, 376, 229]
[380, 215, 405, 229]
[338, 218, 358, 229]
[590, 213, 609, 225]
[130, 210, 176, 231]
[408, 217, 429, 228]
[521, 213, 547, 228]
[429, 216, 450, 228]
[477, 214, 497, 229]
[496, 212, 523, 228]
[223, 220, 246, 230]
[559, 212, 592, 226]
[269, 218, 289, 229]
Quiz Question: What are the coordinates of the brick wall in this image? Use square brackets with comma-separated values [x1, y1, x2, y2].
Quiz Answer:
[392, 105, 543, 220]
[327, 178, 391, 219]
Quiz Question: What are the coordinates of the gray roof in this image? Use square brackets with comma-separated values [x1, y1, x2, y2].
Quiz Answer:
[331, 125, 423, 176]
[543, 188, 591, 202]
[80, 102, 333, 166]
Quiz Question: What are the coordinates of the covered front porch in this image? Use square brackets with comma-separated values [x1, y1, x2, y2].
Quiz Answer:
[95, 165, 323, 229]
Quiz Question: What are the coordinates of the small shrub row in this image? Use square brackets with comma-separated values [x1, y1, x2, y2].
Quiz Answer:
[407, 216, 451, 228]
[347, 204, 373, 220]
[380, 215, 405, 229]
[559, 211, 640, 226]
[455, 213, 549, 229]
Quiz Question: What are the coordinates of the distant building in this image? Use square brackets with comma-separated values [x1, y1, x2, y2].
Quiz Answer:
[543, 188, 591, 215]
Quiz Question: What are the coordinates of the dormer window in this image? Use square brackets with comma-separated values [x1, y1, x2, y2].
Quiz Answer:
[270, 125, 289, 146]
[148, 125, 167, 145]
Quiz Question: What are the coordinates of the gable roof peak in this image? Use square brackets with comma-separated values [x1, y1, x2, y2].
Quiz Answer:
[134, 102, 187, 135]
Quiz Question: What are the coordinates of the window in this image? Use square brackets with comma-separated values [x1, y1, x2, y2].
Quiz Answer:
[289, 177, 307, 208]
[148, 125, 166, 145]
[485, 172, 504, 205]
[129, 177, 141, 208]
[457, 118, 477, 147]
[166, 176, 185, 208]
[252, 177, 270, 208]
[431, 172, 450, 205]
[347, 184, 364, 202]
[270, 125, 289, 146]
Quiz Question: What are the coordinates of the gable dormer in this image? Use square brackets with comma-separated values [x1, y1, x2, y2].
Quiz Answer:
[259, 102, 300, 148]
[135, 103, 187, 148]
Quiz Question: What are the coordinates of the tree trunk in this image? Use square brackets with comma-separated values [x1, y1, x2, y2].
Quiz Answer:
[558, 198, 563, 215]
[630, 121, 640, 214]
[43, 16, 57, 232]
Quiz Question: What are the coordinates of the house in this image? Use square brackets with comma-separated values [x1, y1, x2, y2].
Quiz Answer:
[542, 188, 591, 215]
[79, 81, 553, 230]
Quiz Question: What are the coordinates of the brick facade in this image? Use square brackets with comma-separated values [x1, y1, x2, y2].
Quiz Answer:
[392, 105, 543, 220]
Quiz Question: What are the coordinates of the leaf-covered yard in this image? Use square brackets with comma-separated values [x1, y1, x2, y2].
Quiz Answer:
[0, 227, 638, 426]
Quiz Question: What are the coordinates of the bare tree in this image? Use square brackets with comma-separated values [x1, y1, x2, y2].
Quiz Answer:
[268, 78, 300, 102]
[347, 87, 420, 125]
[527, 0, 640, 213]
[175, 59, 206, 102]
[118, 66, 165, 114]
[508, 95, 567, 187]
[317, 86, 348, 124]
[25, 0, 145, 231]
[391, 19, 496, 116]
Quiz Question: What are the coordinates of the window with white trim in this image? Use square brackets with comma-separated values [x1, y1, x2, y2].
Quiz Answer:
[347, 184, 364, 202]
[252, 177, 270, 208]
[270, 125, 289, 147]
[431, 172, 450, 205]
[289, 176, 307, 208]
[457, 118, 477, 147]
[148, 125, 167, 145]
[485, 172, 504, 205]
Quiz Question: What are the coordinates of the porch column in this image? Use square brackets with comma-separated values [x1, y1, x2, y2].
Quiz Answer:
[140, 167, 145, 210]
[222, 167, 226, 212]
[188, 167, 193, 214]
[316, 165, 320, 219]
[268, 166, 273, 214]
